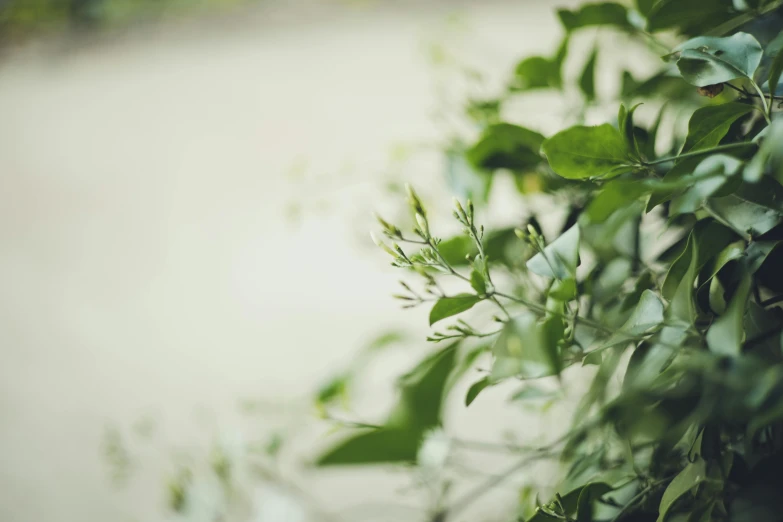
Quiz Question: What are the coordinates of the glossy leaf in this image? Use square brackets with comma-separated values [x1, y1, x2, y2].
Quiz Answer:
[527, 225, 581, 279]
[429, 295, 481, 326]
[680, 103, 754, 154]
[541, 124, 630, 179]
[657, 459, 708, 522]
[707, 194, 783, 237]
[674, 32, 763, 87]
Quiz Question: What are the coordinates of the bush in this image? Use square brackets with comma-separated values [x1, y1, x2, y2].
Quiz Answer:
[315, 2, 783, 521]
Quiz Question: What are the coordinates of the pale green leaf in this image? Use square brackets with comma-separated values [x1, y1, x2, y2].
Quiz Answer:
[657, 459, 708, 522]
[706, 267, 751, 356]
[674, 32, 763, 87]
[527, 225, 581, 279]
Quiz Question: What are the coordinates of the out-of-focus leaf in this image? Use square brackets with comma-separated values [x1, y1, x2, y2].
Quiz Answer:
[579, 47, 598, 101]
[680, 103, 754, 154]
[558, 2, 630, 31]
[491, 313, 562, 380]
[527, 225, 581, 280]
[466, 123, 545, 172]
[668, 237, 699, 325]
[669, 155, 743, 215]
[576, 482, 614, 522]
[707, 193, 783, 237]
[745, 120, 783, 183]
[706, 264, 752, 355]
[470, 268, 487, 295]
[429, 295, 481, 326]
[465, 377, 491, 406]
[542, 124, 631, 179]
[315, 429, 420, 466]
[646, 0, 734, 34]
[586, 180, 649, 224]
[674, 33, 763, 87]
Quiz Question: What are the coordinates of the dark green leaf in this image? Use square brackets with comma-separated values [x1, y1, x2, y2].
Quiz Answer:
[466, 123, 545, 172]
[768, 31, 783, 96]
[706, 265, 751, 356]
[646, 0, 734, 34]
[579, 47, 598, 101]
[668, 236, 699, 325]
[680, 103, 754, 154]
[429, 295, 481, 326]
[527, 225, 581, 279]
[542, 124, 630, 179]
[465, 377, 491, 406]
[576, 482, 613, 522]
[657, 459, 708, 522]
[669, 154, 743, 215]
[674, 32, 763, 87]
[558, 2, 630, 32]
[618, 103, 643, 159]
[586, 180, 649, 223]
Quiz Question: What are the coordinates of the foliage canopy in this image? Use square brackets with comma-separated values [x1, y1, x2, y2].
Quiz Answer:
[316, 2, 783, 521]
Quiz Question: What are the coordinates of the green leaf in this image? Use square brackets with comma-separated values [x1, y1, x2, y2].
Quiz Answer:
[668, 237, 699, 325]
[465, 377, 491, 407]
[618, 103, 643, 159]
[706, 266, 752, 356]
[316, 374, 349, 406]
[509, 386, 560, 402]
[576, 482, 613, 522]
[549, 277, 577, 301]
[669, 155, 743, 215]
[491, 313, 562, 380]
[579, 47, 598, 101]
[603, 290, 665, 349]
[527, 225, 581, 280]
[429, 294, 481, 326]
[767, 31, 783, 96]
[542, 124, 630, 179]
[437, 235, 477, 266]
[662, 220, 735, 300]
[744, 120, 783, 183]
[680, 103, 754, 154]
[657, 459, 708, 522]
[707, 194, 783, 237]
[512, 56, 560, 91]
[466, 123, 545, 172]
[470, 269, 487, 295]
[389, 342, 461, 430]
[674, 32, 763, 87]
[646, 0, 734, 34]
[558, 2, 630, 32]
[586, 180, 649, 223]
[315, 428, 420, 466]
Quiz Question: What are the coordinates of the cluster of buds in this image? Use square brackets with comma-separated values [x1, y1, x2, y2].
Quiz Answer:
[427, 319, 482, 342]
[515, 223, 546, 253]
[453, 197, 484, 241]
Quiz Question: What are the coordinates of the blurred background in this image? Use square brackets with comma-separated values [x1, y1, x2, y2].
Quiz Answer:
[0, 1, 659, 521]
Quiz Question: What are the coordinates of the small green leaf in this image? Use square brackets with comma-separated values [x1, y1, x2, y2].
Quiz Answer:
[579, 47, 598, 101]
[744, 120, 783, 183]
[680, 103, 754, 154]
[465, 377, 491, 406]
[542, 124, 630, 179]
[618, 103, 643, 159]
[706, 266, 752, 356]
[429, 295, 481, 326]
[527, 225, 581, 280]
[558, 2, 630, 32]
[315, 429, 420, 466]
[470, 269, 487, 295]
[467, 123, 545, 172]
[674, 32, 763, 87]
[657, 459, 708, 522]
[603, 290, 664, 349]
[509, 386, 559, 402]
[549, 277, 577, 301]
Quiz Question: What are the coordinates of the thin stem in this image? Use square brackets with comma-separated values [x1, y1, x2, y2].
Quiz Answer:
[761, 295, 783, 307]
[643, 141, 756, 166]
[749, 80, 772, 123]
[724, 81, 783, 101]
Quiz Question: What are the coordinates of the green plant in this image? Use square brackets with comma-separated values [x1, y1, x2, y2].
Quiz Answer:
[314, 1, 783, 521]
